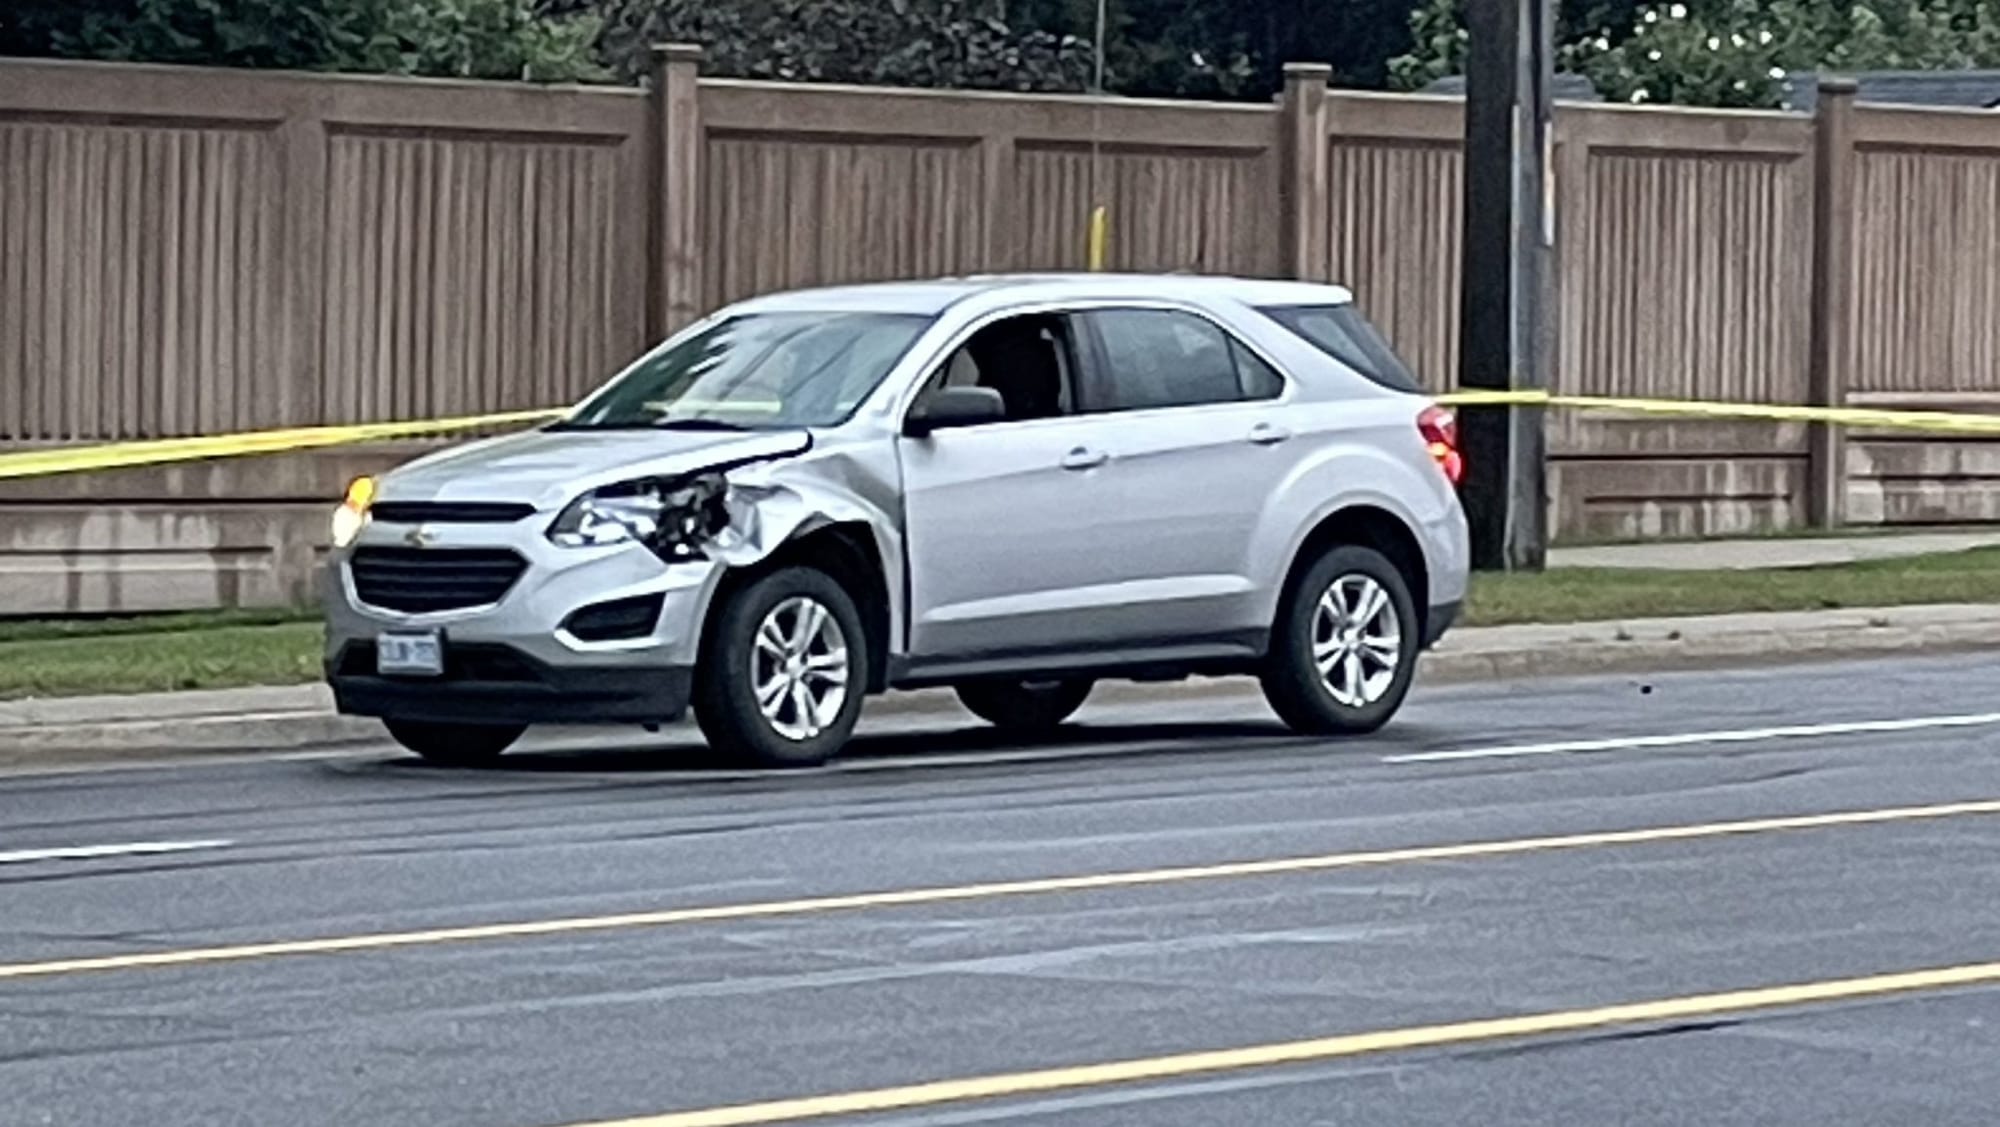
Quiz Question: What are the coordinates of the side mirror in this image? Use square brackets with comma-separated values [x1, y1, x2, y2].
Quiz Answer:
[904, 386, 1007, 438]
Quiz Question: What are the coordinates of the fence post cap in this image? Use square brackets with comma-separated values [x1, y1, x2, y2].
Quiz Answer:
[1817, 75, 1860, 96]
[651, 43, 705, 66]
[1281, 62, 1335, 83]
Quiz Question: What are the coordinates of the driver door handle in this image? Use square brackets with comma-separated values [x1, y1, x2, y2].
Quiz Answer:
[1248, 422, 1292, 446]
[1060, 446, 1109, 471]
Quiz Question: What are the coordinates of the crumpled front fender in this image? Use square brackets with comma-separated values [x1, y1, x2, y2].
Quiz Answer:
[690, 445, 909, 661]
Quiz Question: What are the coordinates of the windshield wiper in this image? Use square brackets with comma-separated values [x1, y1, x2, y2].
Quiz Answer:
[543, 419, 650, 432]
[652, 417, 755, 432]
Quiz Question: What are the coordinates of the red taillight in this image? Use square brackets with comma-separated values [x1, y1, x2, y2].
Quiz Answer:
[1418, 405, 1463, 485]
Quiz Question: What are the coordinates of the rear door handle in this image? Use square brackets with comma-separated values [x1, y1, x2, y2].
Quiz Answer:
[1060, 446, 1109, 471]
[1247, 422, 1292, 446]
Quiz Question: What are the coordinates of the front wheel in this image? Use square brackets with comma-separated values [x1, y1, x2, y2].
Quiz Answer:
[954, 678, 1094, 731]
[384, 720, 526, 766]
[1260, 545, 1420, 736]
[694, 566, 868, 768]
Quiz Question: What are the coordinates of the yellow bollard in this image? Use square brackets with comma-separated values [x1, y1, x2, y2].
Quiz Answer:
[1086, 205, 1108, 271]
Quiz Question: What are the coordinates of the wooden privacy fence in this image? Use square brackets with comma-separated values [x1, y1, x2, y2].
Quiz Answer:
[2, 51, 2000, 612]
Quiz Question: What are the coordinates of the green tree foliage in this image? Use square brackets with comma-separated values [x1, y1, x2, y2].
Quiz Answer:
[0, 0, 1463, 100]
[1009, 0, 1405, 95]
[46, 0, 1996, 109]
[1577, 0, 2000, 105]
[2, 0, 605, 81]
[1008, 0, 1256, 96]
[575, 0, 1095, 90]
[1388, 0, 2000, 107]
[561, 0, 1438, 96]
[373, 0, 605, 80]
[1387, 0, 1470, 90]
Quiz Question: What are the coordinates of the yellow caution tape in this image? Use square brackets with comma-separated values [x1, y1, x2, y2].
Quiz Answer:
[1437, 390, 2000, 434]
[0, 409, 561, 481]
[3, 392, 1999, 482]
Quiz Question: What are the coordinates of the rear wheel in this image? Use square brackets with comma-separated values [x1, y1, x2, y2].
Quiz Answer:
[1260, 545, 1419, 735]
[694, 566, 867, 768]
[384, 720, 526, 766]
[954, 678, 1095, 731]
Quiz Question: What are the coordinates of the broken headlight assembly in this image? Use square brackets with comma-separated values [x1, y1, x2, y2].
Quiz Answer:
[546, 472, 730, 560]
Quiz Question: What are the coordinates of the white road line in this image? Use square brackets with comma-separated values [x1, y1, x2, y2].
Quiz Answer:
[1384, 711, 2000, 764]
[0, 839, 233, 865]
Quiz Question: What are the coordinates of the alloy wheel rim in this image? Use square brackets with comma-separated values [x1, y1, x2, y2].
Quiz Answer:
[751, 596, 850, 742]
[1311, 574, 1402, 708]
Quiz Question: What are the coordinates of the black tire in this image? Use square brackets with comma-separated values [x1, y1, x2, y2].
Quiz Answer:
[384, 719, 526, 766]
[694, 566, 868, 768]
[1260, 544, 1420, 736]
[954, 678, 1095, 731]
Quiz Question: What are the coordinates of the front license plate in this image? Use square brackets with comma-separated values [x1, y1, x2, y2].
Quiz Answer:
[376, 632, 444, 677]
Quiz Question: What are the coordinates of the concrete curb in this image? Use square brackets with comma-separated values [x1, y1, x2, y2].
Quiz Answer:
[4, 603, 1998, 769]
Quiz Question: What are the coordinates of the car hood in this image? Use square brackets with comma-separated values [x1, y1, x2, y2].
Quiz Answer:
[378, 428, 814, 510]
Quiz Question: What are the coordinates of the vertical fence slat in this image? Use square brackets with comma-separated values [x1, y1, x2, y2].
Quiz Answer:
[8, 56, 2000, 612]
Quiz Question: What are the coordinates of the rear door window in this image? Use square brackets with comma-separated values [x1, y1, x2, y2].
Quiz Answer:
[1078, 309, 1285, 412]
[1258, 304, 1423, 393]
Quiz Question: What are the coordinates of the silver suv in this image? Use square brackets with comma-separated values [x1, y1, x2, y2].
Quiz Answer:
[324, 275, 1470, 767]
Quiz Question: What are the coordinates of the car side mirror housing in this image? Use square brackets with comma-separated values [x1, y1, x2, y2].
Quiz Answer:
[904, 386, 1006, 437]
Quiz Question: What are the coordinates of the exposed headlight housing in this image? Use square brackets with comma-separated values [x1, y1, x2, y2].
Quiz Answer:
[331, 476, 375, 549]
[547, 472, 730, 560]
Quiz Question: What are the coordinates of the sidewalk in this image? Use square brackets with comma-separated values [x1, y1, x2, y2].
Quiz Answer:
[7, 602, 2000, 768]
[1548, 530, 2000, 571]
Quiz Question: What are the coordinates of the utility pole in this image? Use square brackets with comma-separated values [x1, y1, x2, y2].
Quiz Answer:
[1457, 0, 1553, 570]
[1086, 0, 1110, 270]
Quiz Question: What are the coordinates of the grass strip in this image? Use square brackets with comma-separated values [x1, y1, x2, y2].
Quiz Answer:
[5, 548, 1999, 700]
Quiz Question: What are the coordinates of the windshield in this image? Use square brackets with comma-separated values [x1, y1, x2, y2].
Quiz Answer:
[1257, 303, 1424, 394]
[558, 312, 933, 430]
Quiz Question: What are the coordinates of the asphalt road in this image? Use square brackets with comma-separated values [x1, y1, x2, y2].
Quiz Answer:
[7, 653, 2000, 1127]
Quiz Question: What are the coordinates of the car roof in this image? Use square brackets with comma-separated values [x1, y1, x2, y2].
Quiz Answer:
[728, 273, 1356, 317]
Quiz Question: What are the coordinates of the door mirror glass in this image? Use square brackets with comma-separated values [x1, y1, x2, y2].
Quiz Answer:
[904, 386, 1007, 437]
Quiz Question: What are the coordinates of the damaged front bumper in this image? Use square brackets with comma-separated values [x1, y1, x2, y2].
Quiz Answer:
[322, 521, 723, 727]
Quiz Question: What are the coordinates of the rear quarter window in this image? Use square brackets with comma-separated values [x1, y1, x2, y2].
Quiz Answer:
[1257, 304, 1424, 394]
